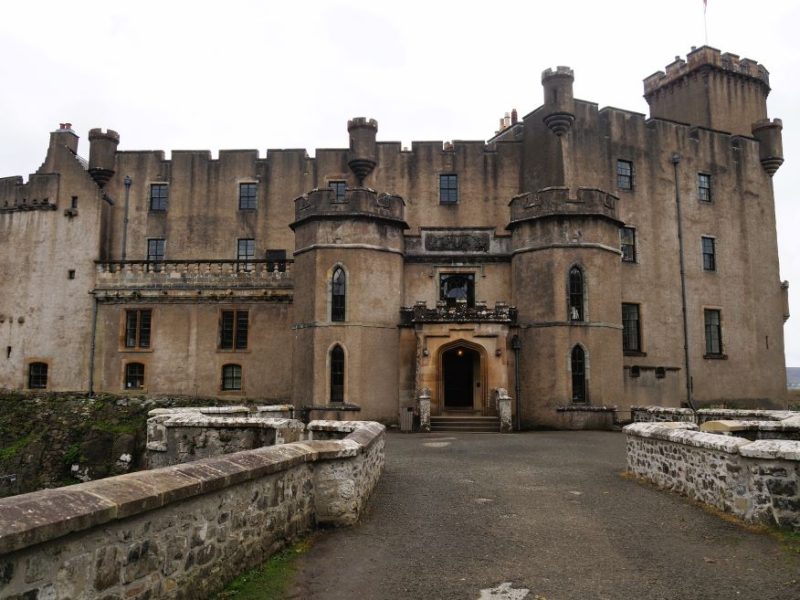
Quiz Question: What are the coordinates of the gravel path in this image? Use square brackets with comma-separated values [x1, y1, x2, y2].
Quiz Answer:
[287, 431, 800, 600]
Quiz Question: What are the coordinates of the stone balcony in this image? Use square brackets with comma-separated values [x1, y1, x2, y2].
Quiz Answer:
[400, 300, 517, 326]
[94, 259, 293, 300]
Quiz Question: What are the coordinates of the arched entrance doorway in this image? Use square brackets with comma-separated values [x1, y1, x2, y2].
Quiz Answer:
[441, 345, 482, 411]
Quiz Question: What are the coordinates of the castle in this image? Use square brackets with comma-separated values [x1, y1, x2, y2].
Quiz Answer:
[0, 46, 790, 428]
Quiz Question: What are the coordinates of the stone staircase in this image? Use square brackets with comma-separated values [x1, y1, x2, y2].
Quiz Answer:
[430, 415, 501, 433]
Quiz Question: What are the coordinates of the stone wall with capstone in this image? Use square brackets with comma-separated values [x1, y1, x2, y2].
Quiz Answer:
[0, 421, 385, 600]
[625, 422, 800, 531]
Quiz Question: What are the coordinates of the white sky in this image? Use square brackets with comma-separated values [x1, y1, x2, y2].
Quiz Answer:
[1, 0, 798, 365]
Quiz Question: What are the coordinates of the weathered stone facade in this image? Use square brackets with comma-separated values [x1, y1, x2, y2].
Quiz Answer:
[0, 46, 790, 428]
[625, 422, 800, 530]
[0, 420, 385, 599]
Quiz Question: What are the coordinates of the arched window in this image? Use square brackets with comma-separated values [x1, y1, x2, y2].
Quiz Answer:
[222, 364, 242, 391]
[28, 362, 48, 389]
[331, 267, 346, 322]
[330, 345, 345, 403]
[571, 346, 586, 403]
[125, 362, 145, 390]
[568, 266, 584, 321]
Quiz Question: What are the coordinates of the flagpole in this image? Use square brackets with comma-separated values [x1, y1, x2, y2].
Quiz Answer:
[704, 0, 708, 45]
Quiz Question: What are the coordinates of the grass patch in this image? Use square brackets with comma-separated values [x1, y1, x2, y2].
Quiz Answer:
[213, 538, 312, 600]
[773, 529, 800, 554]
[91, 419, 141, 435]
[0, 433, 36, 462]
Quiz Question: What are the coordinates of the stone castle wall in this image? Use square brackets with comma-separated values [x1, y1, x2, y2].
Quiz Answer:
[0, 421, 385, 600]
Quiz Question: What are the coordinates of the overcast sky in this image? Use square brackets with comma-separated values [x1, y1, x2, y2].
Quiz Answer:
[2, 0, 798, 365]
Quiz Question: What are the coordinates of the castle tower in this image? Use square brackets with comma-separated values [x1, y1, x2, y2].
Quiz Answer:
[541, 67, 575, 136]
[508, 187, 624, 428]
[290, 162, 407, 420]
[347, 117, 378, 185]
[87, 128, 120, 188]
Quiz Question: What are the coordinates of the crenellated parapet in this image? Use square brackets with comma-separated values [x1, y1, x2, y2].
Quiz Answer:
[644, 46, 770, 97]
[291, 186, 406, 229]
[508, 186, 619, 227]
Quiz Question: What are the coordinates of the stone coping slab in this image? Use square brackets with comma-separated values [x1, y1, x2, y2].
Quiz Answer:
[556, 405, 617, 412]
[0, 420, 384, 555]
[631, 406, 695, 415]
[697, 409, 798, 421]
[701, 419, 800, 433]
[739, 440, 800, 460]
[157, 414, 304, 429]
[624, 422, 751, 453]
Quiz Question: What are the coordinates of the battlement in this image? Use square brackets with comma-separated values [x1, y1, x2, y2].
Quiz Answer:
[644, 45, 770, 97]
[508, 186, 619, 225]
[347, 117, 378, 131]
[88, 128, 119, 142]
[541, 66, 574, 82]
[292, 186, 406, 229]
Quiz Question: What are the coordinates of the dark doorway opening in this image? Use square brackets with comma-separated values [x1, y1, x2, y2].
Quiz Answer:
[442, 346, 479, 409]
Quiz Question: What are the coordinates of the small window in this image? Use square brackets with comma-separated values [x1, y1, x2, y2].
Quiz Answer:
[149, 184, 168, 212]
[329, 181, 347, 202]
[698, 173, 712, 202]
[655, 367, 666, 379]
[125, 309, 152, 349]
[219, 310, 249, 350]
[330, 345, 345, 403]
[222, 364, 242, 391]
[332, 267, 346, 322]
[71, 196, 78, 209]
[67, 269, 76, 280]
[702, 237, 716, 271]
[238, 183, 257, 210]
[704, 309, 723, 356]
[622, 303, 641, 353]
[28, 362, 48, 389]
[630, 365, 641, 378]
[440, 273, 475, 307]
[266, 249, 287, 273]
[439, 174, 458, 204]
[125, 362, 145, 389]
[147, 238, 165, 271]
[620, 227, 636, 263]
[617, 160, 633, 190]
[237, 238, 255, 272]
[568, 266, 584, 321]
[571, 346, 586, 403]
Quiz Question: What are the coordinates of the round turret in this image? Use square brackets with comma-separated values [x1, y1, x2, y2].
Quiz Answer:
[347, 117, 378, 185]
[88, 128, 120, 188]
[541, 67, 575, 136]
[751, 118, 784, 176]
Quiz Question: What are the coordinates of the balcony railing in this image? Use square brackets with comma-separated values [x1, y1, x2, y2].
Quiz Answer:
[400, 300, 517, 325]
[95, 259, 293, 287]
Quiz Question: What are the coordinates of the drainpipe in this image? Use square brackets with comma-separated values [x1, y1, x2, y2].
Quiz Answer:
[671, 154, 696, 411]
[121, 175, 132, 261]
[88, 293, 99, 396]
[511, 335, 522, 430]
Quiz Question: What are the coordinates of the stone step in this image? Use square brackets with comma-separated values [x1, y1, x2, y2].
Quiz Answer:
[430, 416, 500, 432]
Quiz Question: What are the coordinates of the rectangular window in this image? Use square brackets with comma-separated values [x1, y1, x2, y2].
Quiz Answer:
[237, 238, 255, 272]
[439, 174, 458, 204]
[266, 249, 287, 273]
[617, 160, 633, 190]
[622, 303, 641, 353]
[239, 182, 257, 210]
[147, 238, 165, 272]
[621, 227, 637, 263]
[125, 363, 145, 390]
[222, 364, 242, 391]
[220, 310, 249, 350]
[28, 362, 48, 389]
[704, 309, 723, 356]
[698, 173, 712, 202]
[440, 273, 475, 307]
[329, 181, 347, 202]
[702, 236, 716, 271]
[149, 184, 168, 211]
[125, 309, 152, 349]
